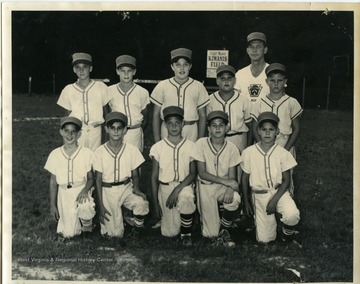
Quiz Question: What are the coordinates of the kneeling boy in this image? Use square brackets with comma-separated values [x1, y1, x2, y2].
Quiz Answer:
[241, 112, 300, 244]
[191, 111, 242, 247]
[45, 117, 96, 238]
[150, 106, 197, 246]
[94, 112, 149, 239]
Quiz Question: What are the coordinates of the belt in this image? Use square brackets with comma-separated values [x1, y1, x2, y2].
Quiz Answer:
[252, 189, 269, 194]
[128, 124, 142, 130]
[102, 178, 131, 188]
[200, 180, 213, 185]
[64, 182, 86, 189]
[83, 122, 102, 128]
[226, 132, 244, 137]
[159, 181, 182, 185]
[184, 120, 197, 126]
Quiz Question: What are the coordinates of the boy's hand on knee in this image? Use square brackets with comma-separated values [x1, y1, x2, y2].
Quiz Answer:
[266, 197, 278, 215]
[224, 179, 239, 191]
[99, 205, 111, 224]
[166, 186, 181, 209]
[76, 189, 90, 204]
[133, 189, 147, 201]
[224, 187, 235, 204]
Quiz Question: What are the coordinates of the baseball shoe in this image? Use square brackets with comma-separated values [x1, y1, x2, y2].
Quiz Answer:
[126, 227, 140, 242]
[217, 229, 236, 248]
[280, 232, 302, 249]
[151, 220, 161, 229]
[181, 235, 192, 247]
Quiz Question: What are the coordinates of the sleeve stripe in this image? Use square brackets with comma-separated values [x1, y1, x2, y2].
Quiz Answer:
[197, 99, 210, 109]
[149, 97, 163, 106]
[291, 109, 303, 120]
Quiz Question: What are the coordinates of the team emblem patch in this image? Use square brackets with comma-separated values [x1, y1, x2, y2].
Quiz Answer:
[248, 84, 263, 97]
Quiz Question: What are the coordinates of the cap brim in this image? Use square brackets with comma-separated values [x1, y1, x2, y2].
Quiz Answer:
[72, 60, 92, 66]
[117, 63, 136, 69]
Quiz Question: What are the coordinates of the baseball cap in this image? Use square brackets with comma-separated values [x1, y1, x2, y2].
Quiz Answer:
[170, 48, 192, 63]
[163, 106, 184, 120]
[72, 53, 92, 66]
[265, 63, 286, 76]
[206, 111, 229, 123]
[216, 65, 236, 77]
[60, 116, 82, 129]
[116, 55, 136, 69]
[105, 112, 128, 126]
[257, 112, 279, 126]
[247, 32, 267, 44]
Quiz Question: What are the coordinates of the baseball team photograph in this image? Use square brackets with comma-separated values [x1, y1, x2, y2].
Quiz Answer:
[2, 2, 359, 283]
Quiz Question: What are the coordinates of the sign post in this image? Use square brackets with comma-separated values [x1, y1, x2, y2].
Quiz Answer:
[206, 50, 229, 78]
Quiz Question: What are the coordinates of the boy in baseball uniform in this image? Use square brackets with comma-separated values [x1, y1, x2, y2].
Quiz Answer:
[150, 48, 210, 143]
[234, 32, 269, 103]
[108, 55, 150, 152]
[45, 117, 96, 239]
[191, 111, 242, 247]
[94, 112, 149, 240]
[57, 52, 111, 152]
[150, 106, 197, 246]
[251, 63, 302, 195]
[207, 65, 252, 153]
[241, 112, 300, 244]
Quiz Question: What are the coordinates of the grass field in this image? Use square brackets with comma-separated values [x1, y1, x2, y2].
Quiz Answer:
[8, 93, 354, 282]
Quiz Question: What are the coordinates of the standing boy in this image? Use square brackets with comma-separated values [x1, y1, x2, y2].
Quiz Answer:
[108, 55, 150, 152]
[241, 112, 300, 244]
[57, 52, 111, 152]
[251, 63, 302, 195]
[45, 117, 96, 239]
[191, 111, 242, 247]
[93, 112, 149, 239]
[207, 65, 252, 153]
[234, 32, 269, 103]
[150, 106, 197, 246]
[150, 48, 210, 143]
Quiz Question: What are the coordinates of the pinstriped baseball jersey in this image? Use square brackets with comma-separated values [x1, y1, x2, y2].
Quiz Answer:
[108, 83, 149, 127]
[234, 64, 269, 103]
[241, 143, 297, 190]
[93, 142, 144, 183]
[149, 137, 194, 183]
[58, 80, 110, 125]
[150, 77, 210, 121]
[44, 146, 93, 186]
[191, 137, 242, 183]
[206, 90, 252, 133]
[251, 95, 303, 135]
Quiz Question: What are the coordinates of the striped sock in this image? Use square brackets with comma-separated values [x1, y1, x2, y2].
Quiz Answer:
[133, 214, 145, 229]
[220, 209, 235, 230]
[180, 213, 193, 235]
[218, 203, 224, 217]
[282, 224, 296, 236]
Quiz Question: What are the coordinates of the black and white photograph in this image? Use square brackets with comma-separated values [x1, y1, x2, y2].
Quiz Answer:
[2, 1, 359, 283]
